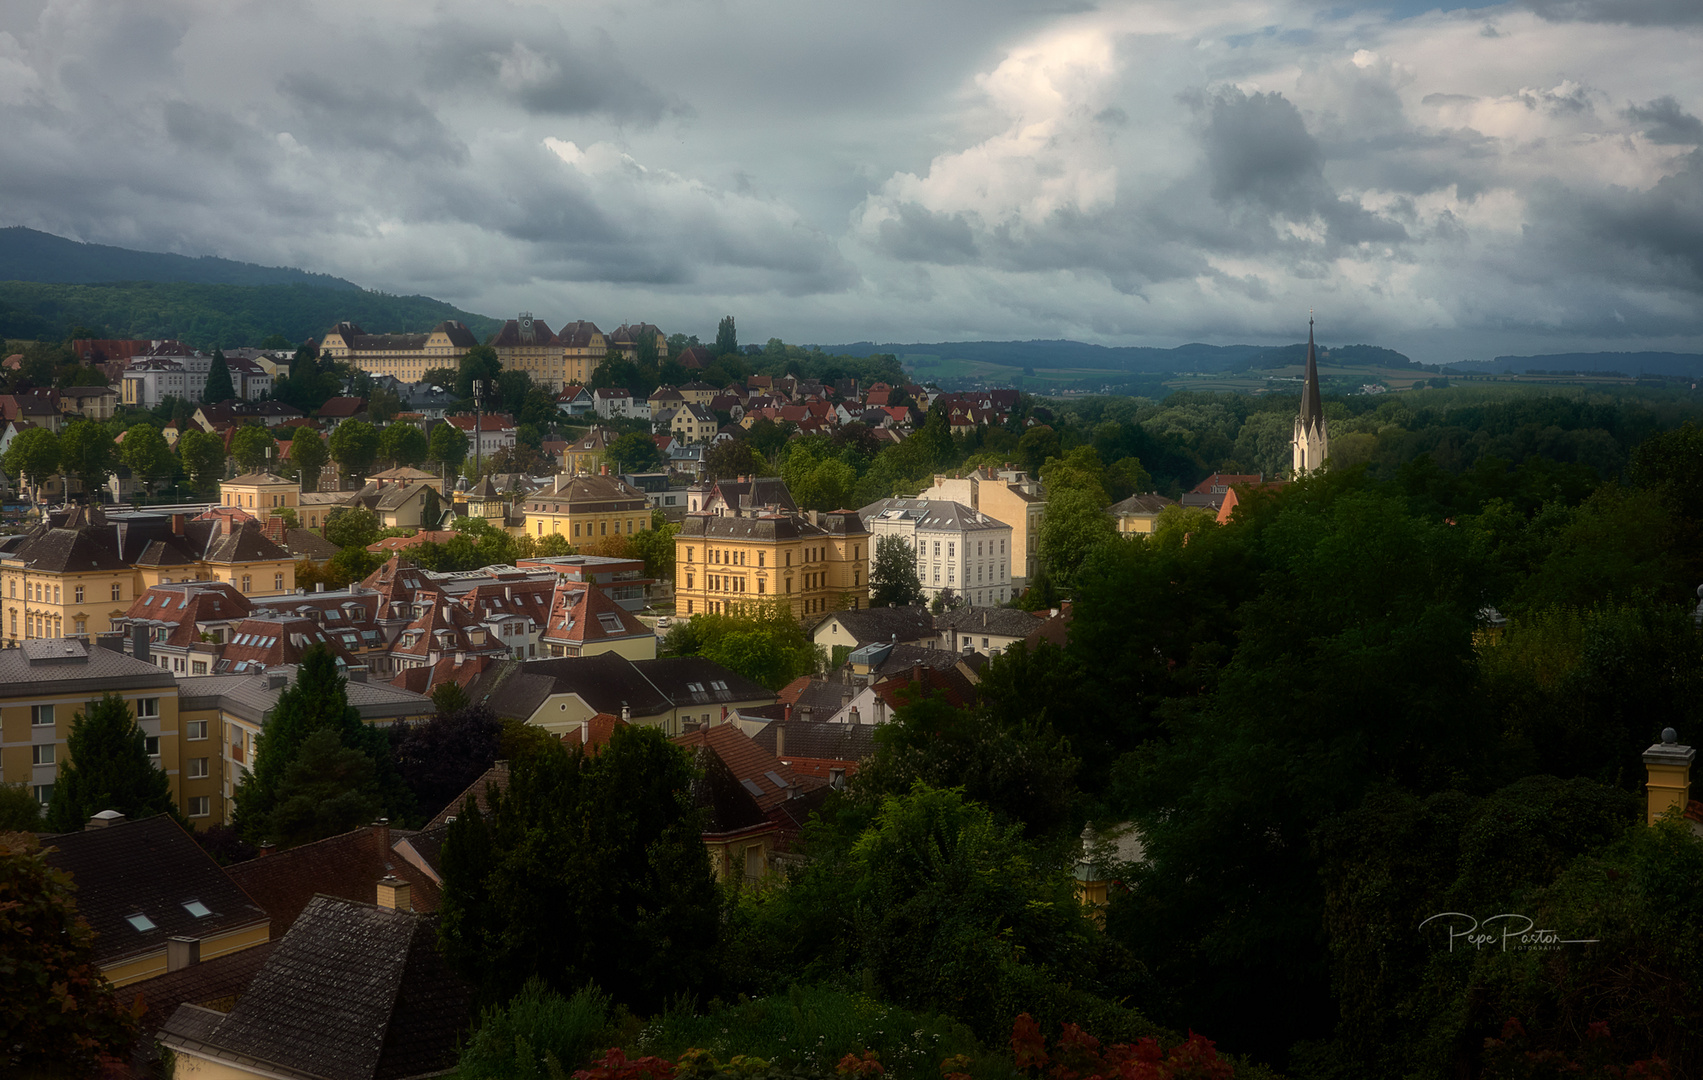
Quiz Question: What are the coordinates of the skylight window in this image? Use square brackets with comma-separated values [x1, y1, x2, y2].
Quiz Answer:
[182, 899, 211, 918]
[763, 771, 789, 789]
[740, 779, 766, 797]
[126, 913, 157, 932]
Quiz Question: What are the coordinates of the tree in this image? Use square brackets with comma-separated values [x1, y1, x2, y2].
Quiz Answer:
[57, 420, 115, 502]
[628, 512, 678, 580]
[703, 440, 765, 482]
[290, 426, 328, 492]
[0, 832, 140, 1075]
[120, 423, 175, 497]
[438, 725, 720, 1011]
[233, 644, 412, 845]
[177, 427, 226, 493]
[870, 534, 924, 607]
[389, 703, 501, 822]
[328, 419, 380, 482]
[369, 387, 402, 424]
[44, 693, 175, 831]
[379, 423, 429, 469]
[660, 599, 821, 690]
[230, 424, 277, 474]
[456, 345, 503, 401]
[431, 681, 471, 717]
[1036, 486, 1117, 592]
[4, 425, 59, 502]
[0, 783, 41, 830]
[429, 422, 469, 474]
[324, 505, 382, 549]
[203, 348, 235, 404]
[714, 315, 738, 357]
[607, 431, 663, 473]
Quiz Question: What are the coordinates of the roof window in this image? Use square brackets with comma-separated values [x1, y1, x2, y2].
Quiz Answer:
[126, 912, 157, 932]
[740, 779, 765, 797]
[182, 899, 211, 918]
[763, 771, 788, 789]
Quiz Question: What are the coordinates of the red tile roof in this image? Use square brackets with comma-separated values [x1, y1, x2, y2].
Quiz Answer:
[671, 723, 822, 814]
[224, 822, 438, 932]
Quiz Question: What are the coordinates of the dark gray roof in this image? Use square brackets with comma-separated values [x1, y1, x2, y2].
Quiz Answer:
[753, 719, 877, 764]
[1108, 492, 1175, 516]
[469, 654, 772, 722]
[159, 895, 469, 1080]
[816, 605, 934, 647]
[177, 669, 430, 726]
[933, 606, 1046, 638]
[634, 657, 772, 706]
[0, 638, 177, 698]
[858, 497, 1009, 532]
[41, 815, 269, 967]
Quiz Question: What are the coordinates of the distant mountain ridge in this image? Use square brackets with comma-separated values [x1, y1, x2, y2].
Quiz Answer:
[824, 339, 1418, 374]
[1443, 352, 1703, 377]
[0, 226, 363, 290]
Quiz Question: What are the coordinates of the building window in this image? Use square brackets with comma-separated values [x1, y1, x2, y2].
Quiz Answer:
[32, 744, 54, 766]
[53, 585, 59, 603]
[31, 704, 53, 726]
[111, 583, 122, 601]
[188, 796, 210, 818]
[144, 736, 160, 758]
[8, 612, 14, 634]
[187, 720, 208, 740]
[948, 543, 955, 558]
[137, 698, 159, 718]
[601, 522, 607, 535]
[74, 585, 83, 603]
[574, 523, 580, 537]
[687, 547, 694, 563]
[241, 575, 251, 593]
[188, 758, 210, 779]
[758, 580, 766, 594]
[275, 572, 284, 590]
[33, 784, 52, 806]
[933, 542, 940, 556]
[192, 660, 207, 674]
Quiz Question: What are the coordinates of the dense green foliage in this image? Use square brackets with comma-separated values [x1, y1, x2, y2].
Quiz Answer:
[0, 832, 139, 1076]
[869, 534, 924, 607]
[0, 784, 41, 831]
[0, 279, 500, 351]
[233, 646, 414, 846]
[660, 599, 822, 689]
[437, 726, 720, 1012]
[43, 693, 175, 832]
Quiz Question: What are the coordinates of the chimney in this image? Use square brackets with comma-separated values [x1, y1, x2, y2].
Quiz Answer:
[621, 704, 631, 722]
[171, 512, 185, 536]
[913, 663, 924, 686]
[783, 702, 792, 723]
[85, 810, 126, 830]
[841, 689, 851, 709]
[348, 667, 367, 683]
[371, 817, 390, 853]
[774, 723, 785, 759]
[1644, 728, 1695, 826]
[166, 936, 201, 972]
[132, 622, 150, 665]
[267, 673, 287, 690]
[376, 874, 412, 911]
[315, 582, 325, 592]
[258, 842, 275, 857]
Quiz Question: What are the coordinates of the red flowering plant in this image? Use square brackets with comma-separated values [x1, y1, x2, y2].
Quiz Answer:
[1001, 1014, 1233, 1080]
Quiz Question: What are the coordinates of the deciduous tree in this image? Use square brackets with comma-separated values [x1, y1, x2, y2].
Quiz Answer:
[231, 424, 277, 473]
[324, 505, 381, 549]
[120, 423, 176, 497]
[290, 426, 328, 491]
[429, 422, 468, 474]
[869, 534, 924, 608]
[328, 419, 380, 482]
[177, 427, 225, 492]
[57, 419, 116, 501]
[379, 422, 429, 469]
[4, 425, 60, 500]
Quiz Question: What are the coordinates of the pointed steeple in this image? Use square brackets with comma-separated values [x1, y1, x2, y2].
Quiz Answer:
[1299, 316, 1323, 435]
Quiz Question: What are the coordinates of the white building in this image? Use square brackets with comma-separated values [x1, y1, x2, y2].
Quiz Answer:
[857, 498, 1014, 608]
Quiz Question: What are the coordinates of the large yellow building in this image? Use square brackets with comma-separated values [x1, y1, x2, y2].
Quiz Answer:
[675, 506, 870, 619]
[492, 314, 571, 391]
[319, 320, 479, 381]
[0, 505, 296, 645]
[220, 471, 301, 523]
[523, 473, 652, 544]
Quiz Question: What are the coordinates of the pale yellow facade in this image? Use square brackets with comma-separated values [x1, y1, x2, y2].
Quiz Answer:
[924, 471, 1045, 583]
[675, 525, 868, 621]
[219, 473, 301, 523]
[106, 920, 271, 988]
[0, 566, 136, 645]
[320, 324, 472, 382]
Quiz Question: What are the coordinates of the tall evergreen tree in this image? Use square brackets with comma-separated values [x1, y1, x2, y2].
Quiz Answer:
[44, 693, 175, 831]
[714, 314, 737, 357]
[233, 644, 413, 845]
[203, 348, 236, 404]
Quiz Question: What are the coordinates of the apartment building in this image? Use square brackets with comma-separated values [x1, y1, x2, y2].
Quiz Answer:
[859, 498, 1015, 607]
[675, 484, 870, 619]
[523, 473, 652, 544]
[319, 320, 478, 381]
[920, 466, 1045, 584]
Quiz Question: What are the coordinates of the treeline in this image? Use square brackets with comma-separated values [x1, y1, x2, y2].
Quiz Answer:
[0, 280, 502, 351]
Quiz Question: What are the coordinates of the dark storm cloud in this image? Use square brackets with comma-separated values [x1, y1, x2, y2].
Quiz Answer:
[1626, 97, 1703, 145]
[1521, 149, 1703, 294]
[1521, 0, 1703, 25]
[279, 76, 468, 163]
[875, 203, 979, 263]
[1193, 87, 1407, 246]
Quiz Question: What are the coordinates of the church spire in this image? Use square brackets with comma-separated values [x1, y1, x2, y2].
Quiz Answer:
[1292, 313, 1329, 476]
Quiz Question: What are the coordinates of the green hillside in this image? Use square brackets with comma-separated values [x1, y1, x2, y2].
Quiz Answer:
[0, 226, 362, 290]
[0, 280, 503, 351]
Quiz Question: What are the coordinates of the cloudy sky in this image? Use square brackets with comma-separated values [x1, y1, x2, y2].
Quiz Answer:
[0, 0, 1699, 362]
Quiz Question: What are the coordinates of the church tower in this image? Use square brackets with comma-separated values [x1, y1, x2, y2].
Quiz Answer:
[1292, 317, 1329, 476]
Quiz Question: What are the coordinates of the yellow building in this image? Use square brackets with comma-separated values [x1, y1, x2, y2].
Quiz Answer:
[492, 313, 571, 391]
[923, 466, 1046, 583]
[1108, 492, 1175, 535]
[676, 379, 718, 406]
[0, 506, 297, 646]
[671, 403, 718, 443]
[319, 319, 478, 382]
[220, 471, 300, 523]
[608, 322, 669, 362]
[523, 473, 652, 544]
[563, 427, 616, 475]
[675, 507, 870, 619]
[558, 320, 610, 387]
[0, 638, 201, 818]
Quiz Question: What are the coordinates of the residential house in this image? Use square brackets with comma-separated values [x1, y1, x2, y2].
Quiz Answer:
[445, 413, 517, 459]
[1109, 492, 1176, 534]
[920, 466, 1045, 585]
[593, 386, 640, 419]
[517, 554, 653, 611]
[224, 819, 440, 932]
[219, 472, 300, 524]
[934, 605, 1045, 656]
[319, 319, 478, 382]
[859, 497, 1015, 607]
[0, 389, 64, 433]
[224, 355, 273, 400]
[159, 893, 470, 1080]
[522, 473, 652, 545]
[314, 396, 368, 431]
[57, 383, 119, 420]
[556, 384, 595, 417]
[42, 813, 270, 987]
[810, 605, 935, 658]
[562, 426, 616, 474]
[672, 402, 718, 443]
[752, 718, 875, 785]
[468, 653, 773, 737]
[621, 472, 686, 520]
[673, 722, 824, 879]
[536, 579, 657, 659]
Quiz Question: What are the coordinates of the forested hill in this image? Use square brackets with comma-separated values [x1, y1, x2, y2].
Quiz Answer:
[0, 226, 361, 289]
[0, 280, 504, 352]
[823, 338, 1419, 373]
[1445, 352, 1703, 377]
